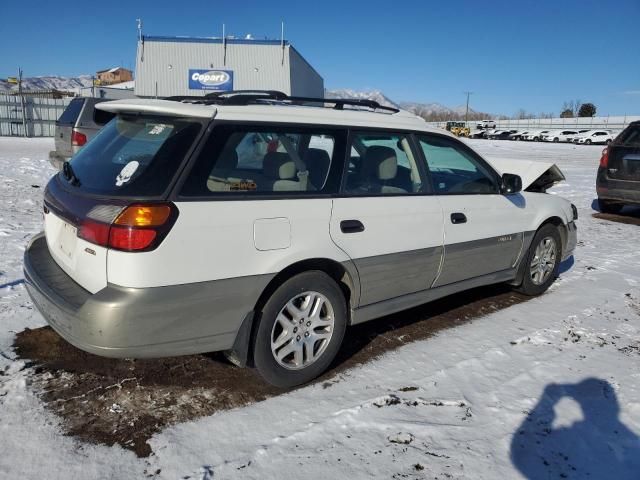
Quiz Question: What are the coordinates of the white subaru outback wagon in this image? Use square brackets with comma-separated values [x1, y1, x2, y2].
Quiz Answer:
[24, 91, 577, 387]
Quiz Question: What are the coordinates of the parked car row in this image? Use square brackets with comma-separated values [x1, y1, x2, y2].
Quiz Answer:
[465, 127, 618, 145]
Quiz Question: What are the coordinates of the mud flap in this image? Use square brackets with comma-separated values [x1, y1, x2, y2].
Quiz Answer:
[224, 310, 256, 368]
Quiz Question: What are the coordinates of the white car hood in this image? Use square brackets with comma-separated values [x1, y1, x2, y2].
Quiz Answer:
[486, 158, 566, 191]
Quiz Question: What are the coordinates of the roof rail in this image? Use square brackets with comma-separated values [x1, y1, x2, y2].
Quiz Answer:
[163, 90, 400, 113]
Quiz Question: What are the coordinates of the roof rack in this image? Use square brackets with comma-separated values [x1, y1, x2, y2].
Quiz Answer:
[164, 90, 400, 113]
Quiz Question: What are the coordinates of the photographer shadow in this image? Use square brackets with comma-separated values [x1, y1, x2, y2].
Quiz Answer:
[511, 378, 640, 479]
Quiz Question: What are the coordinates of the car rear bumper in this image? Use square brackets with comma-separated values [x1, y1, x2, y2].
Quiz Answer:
[596, 171, 640, 206]
[24, 233, 272, 358]
[48, 151, 68, 171]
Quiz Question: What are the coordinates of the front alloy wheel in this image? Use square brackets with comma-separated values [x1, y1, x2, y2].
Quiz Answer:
[515, 224, 562, 296]
[530, 237, 557, 285]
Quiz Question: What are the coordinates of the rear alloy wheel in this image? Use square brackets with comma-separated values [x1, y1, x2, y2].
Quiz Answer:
[605, 139, 612, 145]
[253, 271, 347, 388]
[516, 225, 562, 296]
[599, 199, 623, 214]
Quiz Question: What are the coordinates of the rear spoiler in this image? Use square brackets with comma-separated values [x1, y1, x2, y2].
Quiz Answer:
[96, 99, 216, 119]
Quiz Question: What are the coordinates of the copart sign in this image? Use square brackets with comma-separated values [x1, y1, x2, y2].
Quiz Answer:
[188, 69, 234, 91]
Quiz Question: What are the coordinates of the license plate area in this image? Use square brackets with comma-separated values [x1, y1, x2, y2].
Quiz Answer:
[58, 221, 78, 261]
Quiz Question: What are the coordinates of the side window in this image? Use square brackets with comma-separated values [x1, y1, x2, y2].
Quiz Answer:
[93, 106, 116, 126]
[418, 135, 498, 194]
[343, 132, 426, 195]
[180, 125, 340, 196]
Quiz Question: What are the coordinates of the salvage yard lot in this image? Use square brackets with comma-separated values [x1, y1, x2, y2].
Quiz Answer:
[1, 137, 639, 479]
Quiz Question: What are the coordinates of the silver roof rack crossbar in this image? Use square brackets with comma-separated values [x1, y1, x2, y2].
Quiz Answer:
[164, 90, 400, 113]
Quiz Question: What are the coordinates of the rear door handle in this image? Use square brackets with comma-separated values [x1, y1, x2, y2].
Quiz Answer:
[340, 219, 365, 233]
[450, 212, 467, 224]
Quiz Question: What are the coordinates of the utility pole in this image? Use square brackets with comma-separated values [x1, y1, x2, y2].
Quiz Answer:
[18, 67, 27, 138]
[464, 91, 473, 125]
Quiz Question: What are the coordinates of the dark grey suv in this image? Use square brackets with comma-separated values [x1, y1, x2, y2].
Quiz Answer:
[597, 121, 640, 214]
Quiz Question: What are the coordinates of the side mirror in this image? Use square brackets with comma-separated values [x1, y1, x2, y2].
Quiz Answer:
[501, 173, 522, 194]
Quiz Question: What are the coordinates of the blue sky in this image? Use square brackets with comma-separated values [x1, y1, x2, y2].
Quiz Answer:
[1, 0, 639, 116]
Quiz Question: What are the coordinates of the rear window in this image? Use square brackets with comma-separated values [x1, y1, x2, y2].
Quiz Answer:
[616, 124, 640, 145]
[65, 115, 201, 196]
[57, 98, 85, 125]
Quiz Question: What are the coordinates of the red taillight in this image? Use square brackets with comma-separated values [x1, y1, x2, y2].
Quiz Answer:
[71, 130, 87, 147]
[78, 219, 110, 246]
[599, 147, 609, 168]
[78, 203, 177, 252]
[108, 227, 157, 251]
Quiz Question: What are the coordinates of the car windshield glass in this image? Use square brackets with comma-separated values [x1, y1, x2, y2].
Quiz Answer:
[66, 115, 201, 196]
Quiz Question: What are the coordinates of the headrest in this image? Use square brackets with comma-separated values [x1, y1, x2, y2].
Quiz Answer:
[216, 148, 238, 170]
[305, 148, 331, 188]
[364, 145, 397, 180]
[264, 152, 296, 179]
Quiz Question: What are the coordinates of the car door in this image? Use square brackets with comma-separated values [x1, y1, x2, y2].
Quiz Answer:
[416, 133, 534, 287]
[329, 131, 444, 306]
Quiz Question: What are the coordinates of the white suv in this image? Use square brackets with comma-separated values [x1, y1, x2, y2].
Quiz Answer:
[24, 91, 577, 387]
[543, 130, 580, 142]
[575, 130, 616, 145]
[523, 130, 551, 141]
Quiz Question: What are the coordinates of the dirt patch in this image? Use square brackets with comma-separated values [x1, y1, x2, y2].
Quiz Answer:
[14, 284, 528, 457]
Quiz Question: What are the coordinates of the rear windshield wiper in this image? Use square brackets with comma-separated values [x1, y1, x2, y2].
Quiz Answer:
[62, 161, 81, 186]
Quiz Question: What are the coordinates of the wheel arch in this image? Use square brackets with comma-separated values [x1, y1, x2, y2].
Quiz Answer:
[512, 215, 566, 287]
[538, 216, 568, 256]
[226, 257, 359, 368]
[254, 258, 359, 316]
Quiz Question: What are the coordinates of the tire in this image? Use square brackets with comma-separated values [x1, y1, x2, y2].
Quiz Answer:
[516, 224, 562, 296]
[605, 139, 612, 145]
[599, 199, 623, 214]
[585, 139, 592, 145]
[553, 138, 559, 143]
[253, 271, 347, 388]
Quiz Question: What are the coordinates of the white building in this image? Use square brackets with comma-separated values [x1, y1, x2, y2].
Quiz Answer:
[134, 35, 323, 98]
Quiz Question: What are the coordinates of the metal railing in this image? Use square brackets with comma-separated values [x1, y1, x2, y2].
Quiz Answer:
[0, 94, 70, 137]
[425, 115, 640, 132]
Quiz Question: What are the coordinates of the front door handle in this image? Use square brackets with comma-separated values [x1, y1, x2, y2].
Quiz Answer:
[450, 212, 467, 224]
[340, 219, 365, 233]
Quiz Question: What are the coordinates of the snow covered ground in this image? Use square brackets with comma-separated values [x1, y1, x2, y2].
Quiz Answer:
[0, 137, 639, 479]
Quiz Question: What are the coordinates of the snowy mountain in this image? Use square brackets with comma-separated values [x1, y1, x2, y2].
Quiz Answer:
[0, 75, 93, 94]
[325, 88, 486, 119]
[399, 101, 478, 117]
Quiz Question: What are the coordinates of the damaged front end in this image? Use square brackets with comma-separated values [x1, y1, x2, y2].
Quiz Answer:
[487, 158, 566, 193]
